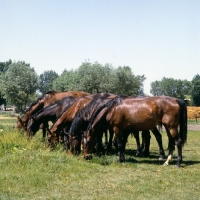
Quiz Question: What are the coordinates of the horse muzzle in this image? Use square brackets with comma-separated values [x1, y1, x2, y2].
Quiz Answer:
[84, 154, 93, 160]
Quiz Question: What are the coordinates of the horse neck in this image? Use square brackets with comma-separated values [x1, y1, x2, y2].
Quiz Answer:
[24, 103, 44, 121]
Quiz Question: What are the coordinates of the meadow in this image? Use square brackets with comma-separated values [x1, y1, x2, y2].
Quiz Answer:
[0, 112, 200, 200]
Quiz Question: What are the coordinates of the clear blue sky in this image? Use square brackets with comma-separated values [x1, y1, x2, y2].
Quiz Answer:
[1, 0, 199, 94]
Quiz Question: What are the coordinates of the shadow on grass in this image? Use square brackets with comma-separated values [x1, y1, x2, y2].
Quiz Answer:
[89, 148, 200, 167]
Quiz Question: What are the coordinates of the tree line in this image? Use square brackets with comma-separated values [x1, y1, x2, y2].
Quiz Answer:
[0, 59, 199, 112]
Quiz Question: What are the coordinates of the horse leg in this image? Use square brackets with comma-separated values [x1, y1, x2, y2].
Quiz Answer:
[104, 129, 108, 147]
[106, 128, 114, 153]
[151, 127, 166, 160]
[114, 127, 125, 163]
[95, 131, 105, 157]
[42, 121, 49, 141]
[122, 131, 130, 152]
[133, 131, 142, 157]
[175, 137, 183, 167]
[164, 136, 174, 166]
[141, 130, 151, 157]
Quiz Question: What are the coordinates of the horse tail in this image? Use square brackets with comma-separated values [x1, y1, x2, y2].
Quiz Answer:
[176, 99, 188, 145]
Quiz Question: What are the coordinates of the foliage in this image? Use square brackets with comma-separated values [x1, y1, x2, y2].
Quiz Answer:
[38, 70, 59, 94]
[0, 59, 12, 99]
[1, 61, 38, 112]
[150, 77, 192, 99]
[52, 69, 80, 91]
[0, 59, 12, 74]
[53, 62, 145, 95]
[191, 74, 200, 106]
[115, 66, 146, 95]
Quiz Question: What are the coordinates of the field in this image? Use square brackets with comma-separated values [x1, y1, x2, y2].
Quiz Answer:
[0, 112, 200, 200]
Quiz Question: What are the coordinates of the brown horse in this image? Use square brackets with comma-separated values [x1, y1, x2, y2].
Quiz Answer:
[46, 93, 114, 149]
[68, 94, 116, 155]
[69, 95, 165, 158]
[16, 90, 90, 137]
[84, 95, 187, 167]
[26, 96, 79, 137]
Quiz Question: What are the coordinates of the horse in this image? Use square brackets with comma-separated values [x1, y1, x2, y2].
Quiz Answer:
[69, 94, 165, 159]
[46, 93, 115, 150]
[26, 96, 79, 138]
[68, 94, 116, 155]
[84, 95, 187, 167]
[16, 90, 90, 137]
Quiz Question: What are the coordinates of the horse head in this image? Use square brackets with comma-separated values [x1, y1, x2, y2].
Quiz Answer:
[16, 116, 27, 131]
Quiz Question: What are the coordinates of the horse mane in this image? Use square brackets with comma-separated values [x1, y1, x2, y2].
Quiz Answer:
[24, 91, 60, 113]
[86, 95, 125, 131]
[68, 96, 107, 135]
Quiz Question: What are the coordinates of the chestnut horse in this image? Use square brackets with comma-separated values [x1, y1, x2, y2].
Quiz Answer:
[68, 94, 116, 155]
[16, 90, 90, 137]
[69, 95, 165, 159]
[46, 93, 114, 149]
[84, 95, 187, 167]
[26, 96, 78, 137]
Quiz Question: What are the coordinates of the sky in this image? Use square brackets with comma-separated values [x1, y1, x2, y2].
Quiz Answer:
[1, 0, 200, 94]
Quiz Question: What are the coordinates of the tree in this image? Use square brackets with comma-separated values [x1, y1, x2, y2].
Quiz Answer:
[115, 66, 146, 95]
[0, 59, 12, 74]
[0, 59, 12, 100]
[191, 74, 200, 106]
[38, 70, 59, 94]
[53, 62, 146, 95]
[150, 77, 191, 99]
[52, 69, 79, 91]
[2, 61, 38, 112]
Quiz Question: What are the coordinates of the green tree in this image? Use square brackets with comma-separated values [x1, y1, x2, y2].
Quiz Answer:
[76, 62, 103, 93]
[150, 77, 191, 99]
[2, 61, 38, 112]
[115, 66, 145, 95]
[38, 70, 59, 94]
[191, 74, 200, 106]
[0, 59, 12, 99]
[52, 69, 79, 91]
[0, 59, 12, 74]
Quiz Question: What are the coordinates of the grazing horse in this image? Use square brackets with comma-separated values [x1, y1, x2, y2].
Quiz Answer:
[16, 90, 90, 137]
[68, 94, 116, 155]
[69, 94, 165, 158]
[46, 93, 114, 149]
[26, 96, 78, 137]
[84, 95, 187, 167]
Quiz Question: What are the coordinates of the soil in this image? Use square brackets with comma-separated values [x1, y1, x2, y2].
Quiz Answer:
[188, 124, 200, 131]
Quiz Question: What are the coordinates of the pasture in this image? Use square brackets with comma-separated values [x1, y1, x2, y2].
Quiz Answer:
[0, 112, 200, 200]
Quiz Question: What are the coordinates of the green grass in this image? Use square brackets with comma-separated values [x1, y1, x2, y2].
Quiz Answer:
[0, 115, 200, 199]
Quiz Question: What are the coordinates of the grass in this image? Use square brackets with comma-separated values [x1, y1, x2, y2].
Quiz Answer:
[0, 114, 200, 199]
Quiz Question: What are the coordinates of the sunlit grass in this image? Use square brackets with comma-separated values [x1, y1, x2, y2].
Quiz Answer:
[0, 117, 200, 199]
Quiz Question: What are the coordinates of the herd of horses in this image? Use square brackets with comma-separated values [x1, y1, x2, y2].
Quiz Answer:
[16, 90, 187, 167]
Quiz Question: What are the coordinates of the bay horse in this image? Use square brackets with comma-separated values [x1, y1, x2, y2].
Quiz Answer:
[84, 95, 187, 167]
[26, 96, 78, 137]
[68, 94, 116, 155]
[16, 90, 90, 138]
[46, 93, 114, 150]
[69, 94, 165, 159]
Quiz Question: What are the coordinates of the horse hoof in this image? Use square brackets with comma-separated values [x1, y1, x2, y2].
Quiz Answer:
[163, 162, 169, 166]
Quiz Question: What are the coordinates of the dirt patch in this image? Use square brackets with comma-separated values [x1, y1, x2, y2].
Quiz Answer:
[188, 124, 200, 131]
